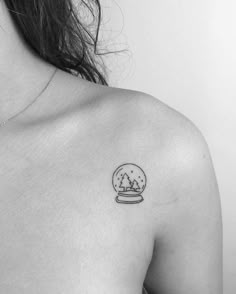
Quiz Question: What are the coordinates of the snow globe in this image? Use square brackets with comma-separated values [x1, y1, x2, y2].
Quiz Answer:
[112, 163, 147, 204]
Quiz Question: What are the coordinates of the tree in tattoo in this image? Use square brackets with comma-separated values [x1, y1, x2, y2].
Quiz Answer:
[119, 173, 132, 192]
[131, 180, 140, 191]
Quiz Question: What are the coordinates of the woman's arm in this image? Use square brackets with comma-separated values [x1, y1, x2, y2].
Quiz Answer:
[144, 117, 223, 294]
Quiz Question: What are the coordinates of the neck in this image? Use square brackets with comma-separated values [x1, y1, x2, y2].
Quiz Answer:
[0, 1, 56, 123]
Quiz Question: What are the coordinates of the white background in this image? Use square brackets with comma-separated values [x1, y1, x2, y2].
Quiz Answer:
[100, 0, 236, 293]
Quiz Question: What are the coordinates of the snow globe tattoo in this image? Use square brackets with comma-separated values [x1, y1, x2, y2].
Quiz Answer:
[112, 163, 147, 204]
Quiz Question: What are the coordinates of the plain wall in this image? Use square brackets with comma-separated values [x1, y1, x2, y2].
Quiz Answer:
[101, 0, 236, 293]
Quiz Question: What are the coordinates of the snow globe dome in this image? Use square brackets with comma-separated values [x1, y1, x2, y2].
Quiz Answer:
[112, 163, 147, 204]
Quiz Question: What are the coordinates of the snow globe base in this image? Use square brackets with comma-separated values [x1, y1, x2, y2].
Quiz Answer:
[116, 194, 144, 204]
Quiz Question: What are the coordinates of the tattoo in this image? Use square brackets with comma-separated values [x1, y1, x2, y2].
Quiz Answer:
[112, 163, 147, 204]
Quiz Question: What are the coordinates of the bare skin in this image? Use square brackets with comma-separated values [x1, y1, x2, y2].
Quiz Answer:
[0, 69, 222, 294]
[0, 2, 222, 294]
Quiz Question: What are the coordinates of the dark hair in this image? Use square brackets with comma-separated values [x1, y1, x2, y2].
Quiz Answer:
[4, 0, 108, 85]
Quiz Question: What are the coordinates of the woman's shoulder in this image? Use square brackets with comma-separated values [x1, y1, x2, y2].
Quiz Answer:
[86, 83, 207, 151]
[59, 71, 215, 190]
[85, 83, 221, 228]
[59, 68, 209, 164]
[98, 86, 222, 234]
[57, 69, 204, 145]
[57, 73, 221, 241]
[76, 80, 216, 184]
[57, 71, 211, 167]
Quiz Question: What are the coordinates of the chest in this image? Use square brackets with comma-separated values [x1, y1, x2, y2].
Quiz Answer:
[0, 137, 153, 293]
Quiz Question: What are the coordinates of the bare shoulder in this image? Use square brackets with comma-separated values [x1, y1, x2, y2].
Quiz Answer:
[76, 82, 220, 186]
[96, 87, 222, 292]
[92, 85, 214, 165]
[91, 85, 221, 219]
[59, 74, 221, 228]
[56, 78, 222, 292]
